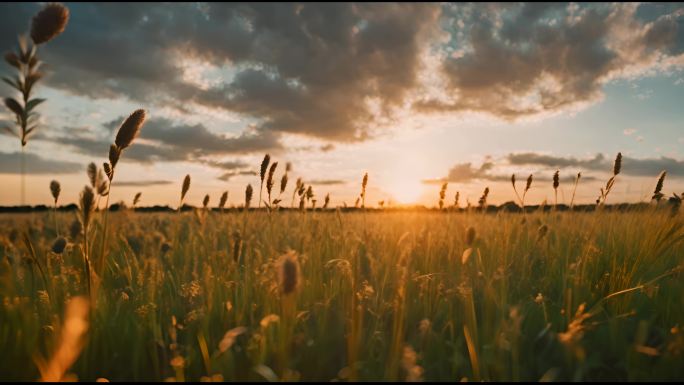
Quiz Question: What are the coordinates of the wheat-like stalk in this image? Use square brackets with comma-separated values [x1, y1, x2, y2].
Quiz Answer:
[277, 250, 300, 296]
[438, 182, 447, 210]
[133, 192, 141, 208]
[219, 191, 228, 213]
[361, 173, 368, 209]
[179, 174, 191, 212]
[266, 162, 278, 207]
[3, 4, 69, 205]
[78, 186, 95, 297]
[478, 187, 489, 209]
[652, 171, 667, 203]
[569, 172, 581, 210]
[259, 154, 270, 209]
[245, 184, 253, 210]
[553, 170, 559, 209]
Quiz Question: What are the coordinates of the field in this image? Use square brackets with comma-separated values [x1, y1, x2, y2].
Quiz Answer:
[1, 208, 683, 381]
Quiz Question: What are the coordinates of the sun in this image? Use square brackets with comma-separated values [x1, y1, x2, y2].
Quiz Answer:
[386, 177, 424, 204]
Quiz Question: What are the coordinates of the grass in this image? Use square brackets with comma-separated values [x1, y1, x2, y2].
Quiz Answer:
[0, 208, 683, 381]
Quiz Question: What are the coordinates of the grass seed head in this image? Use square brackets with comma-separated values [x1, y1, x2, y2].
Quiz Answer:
[277, 250, 300, 295]
[653, 171, 667, 202]
[108, 145, 120, 170]
[87, 163, 97, 188]
[115, 109, 146, 150]
[260, 154, 270, 182]
[280, 172, 288, 195]
[613, 152, 622, 176]
[51, 236, 67, 254]
[78, 186, 95, 230]
[245, 184, 253, 209]
[219, 191, 228, 209]
[50, 180, 60, 203]
[525, 174, 533, 192]
[553, 170, 559, 190]
[267, 162, 278, 196]
[181, 174, 191, 202]
[133, 192, 142, 206]
[30, 3, 69, 45]
[465, 227, 476, 247]
[68, 219, 81, 240]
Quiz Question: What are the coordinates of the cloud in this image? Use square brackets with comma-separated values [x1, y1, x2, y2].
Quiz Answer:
[113, 180, 173, 187]
[506, 152, 684, 177]
[41, 118, 279, 166]
[217, 170, 257, 182]
[507, 153, 608, 170]
[416, 3, 684, 120]
[623, 128, 637, 136]
[0, 151, 82, 174]
[0, 3, 441, 146]
[423, 161, 502, 184]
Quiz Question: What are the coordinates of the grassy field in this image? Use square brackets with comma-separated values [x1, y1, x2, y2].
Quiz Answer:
[1, 208, 683, 381]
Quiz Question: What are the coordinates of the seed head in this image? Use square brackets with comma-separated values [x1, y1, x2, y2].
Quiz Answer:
[133, 192, 142, 206]
[260, 154, 270, 182]
[79, 186, 95, 230]
[30, 3, 70, 45]
[266, 162, 278, 196]
[324, 193, 330, 209]
[613, 152, 622, 176]
[277, 250, 300, 295]
[203, 194, 210, 209]
[108, 145, 120, 171]
[219, 191, 228, 209]
[245, 184, 253, 209]
[50, 180, 60, 203]
[103, 162, 112, 181]
[115, 109, 146, 150]
[465, 227, 476, 247]
[181, 174, 191, 202]
[87, 163, 97, 188]
[525, 174, 533, 192]
[553, 170, 559, 190]
[653, 171, 667, 202]
[51, 236, 67, 254]
[280, 172, 289, 195]
[69, 219, 81, 240]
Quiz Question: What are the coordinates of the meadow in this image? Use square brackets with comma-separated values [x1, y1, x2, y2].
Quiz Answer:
[1, 205, 683, 381]
[2, 3, 684, 382]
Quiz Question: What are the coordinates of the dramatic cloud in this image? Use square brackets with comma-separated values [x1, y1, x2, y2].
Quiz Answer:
[507, 152, 684, 177]
[0, 3, 441, 147]
[425, 151, 684, 185]
[0, 151, 81, 174]
[40, 118, 277, 166]
[416, 3, 684, 119]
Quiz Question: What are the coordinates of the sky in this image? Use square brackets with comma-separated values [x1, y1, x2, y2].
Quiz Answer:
[1, 2, 684, 208]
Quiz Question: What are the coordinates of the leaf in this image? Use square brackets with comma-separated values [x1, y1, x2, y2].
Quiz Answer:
[2, 76, 21, 92]
[25, 98, 46, 112]
[3, 97, 23, 116]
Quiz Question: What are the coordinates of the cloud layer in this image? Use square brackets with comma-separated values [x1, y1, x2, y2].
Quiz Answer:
[2, 2, 680, 155]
